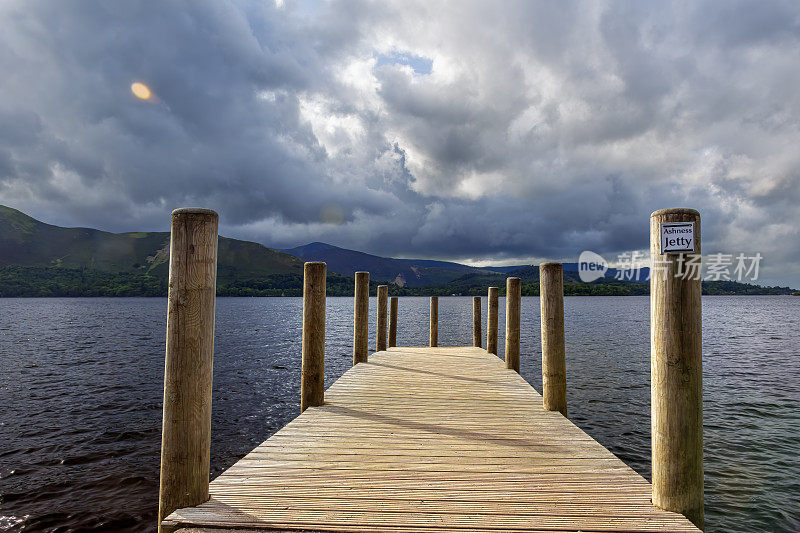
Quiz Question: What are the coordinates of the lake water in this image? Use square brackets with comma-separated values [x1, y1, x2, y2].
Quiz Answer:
[0, 296, 798, 532]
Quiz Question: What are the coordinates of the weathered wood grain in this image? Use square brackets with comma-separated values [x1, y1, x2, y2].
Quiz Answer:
[505, 278, 521, 372]
[300, 262, 325, 412]
[473, 296, 482, 348]
[377, 285, 388, 351]
[353, 272, 369, 365]
[389, 296, 398, 348]
[487, 287, 499, 355]
[650, 208, 704, 529]
[540, 262, 567, 416]
[167, 347, 700, 533]
[158, 208, 218, 533]
[429, 297, 438, 347]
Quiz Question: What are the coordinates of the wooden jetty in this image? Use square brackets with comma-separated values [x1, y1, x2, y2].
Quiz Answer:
[158, 208, 705, 532]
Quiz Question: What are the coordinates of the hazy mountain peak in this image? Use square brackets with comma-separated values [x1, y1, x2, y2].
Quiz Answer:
[281, 242, 339, 255]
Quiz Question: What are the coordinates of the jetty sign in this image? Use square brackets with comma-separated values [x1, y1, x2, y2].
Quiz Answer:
[660, 222, 696, 254]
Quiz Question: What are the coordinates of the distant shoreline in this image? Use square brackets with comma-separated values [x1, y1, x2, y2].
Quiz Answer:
[2, 293, 797, 299]
[1, 265, 795, 298]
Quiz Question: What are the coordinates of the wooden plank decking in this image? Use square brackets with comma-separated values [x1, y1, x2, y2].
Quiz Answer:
[165, 347, 700, 532]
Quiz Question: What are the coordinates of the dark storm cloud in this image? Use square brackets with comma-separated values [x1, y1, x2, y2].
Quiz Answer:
[1, 0, 799, 285]
[0, 0, 391, 226]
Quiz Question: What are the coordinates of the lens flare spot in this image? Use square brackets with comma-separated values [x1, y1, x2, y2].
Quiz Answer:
[131, 82, 152, 100]
[320, 204, 344, 225]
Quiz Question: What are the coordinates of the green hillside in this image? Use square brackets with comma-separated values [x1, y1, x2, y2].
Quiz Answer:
[0, 205, 170, 272]
[0, 205, 303, 285]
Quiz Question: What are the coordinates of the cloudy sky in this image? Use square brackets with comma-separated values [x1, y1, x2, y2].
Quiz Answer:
[1, 1, 799, 286]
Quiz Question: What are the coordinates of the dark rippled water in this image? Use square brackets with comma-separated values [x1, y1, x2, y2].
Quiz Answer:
[0, 296, 798, 532]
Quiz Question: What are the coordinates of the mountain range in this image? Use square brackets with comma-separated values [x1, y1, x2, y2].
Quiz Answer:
[0, 204, 534, 288]
[0, 205, 793, 296]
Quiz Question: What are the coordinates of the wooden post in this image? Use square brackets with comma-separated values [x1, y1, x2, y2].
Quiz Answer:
[301, 262, 326, 413]
[504, 277, 521, 372]
[377, 285, 388, 351]
[540, 262, 567, 416]
[353, 272, 369, 365]
[429, 296, 438, 347]
[650, 208, 703, 529]
[487, 287, 499, 355]
[389, 296, 398, 348]
[473, 296, 482, 348]
[158, 208, 218, 533]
